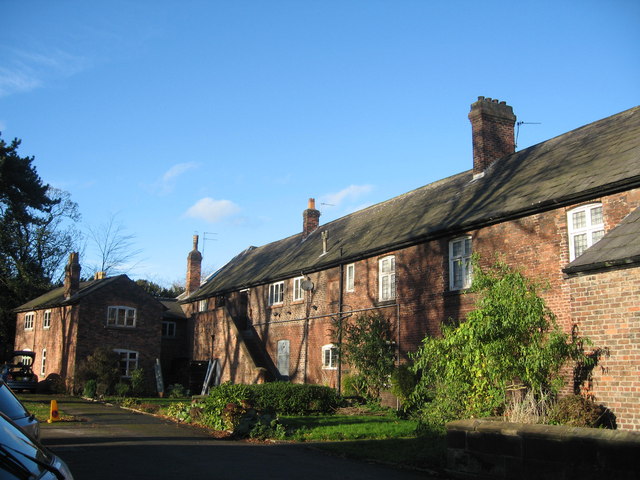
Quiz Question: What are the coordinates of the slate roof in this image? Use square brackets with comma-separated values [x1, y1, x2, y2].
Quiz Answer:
[160, 298, 187, 320]
[14, 275, 167, 313]
[186, 105, 640, 301]
[564, 206, 640, 275]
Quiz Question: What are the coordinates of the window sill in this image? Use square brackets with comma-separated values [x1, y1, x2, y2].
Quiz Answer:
[444, 288, 471, 297]
[375, 299, 397, 307]
[321, 367, 338, 371]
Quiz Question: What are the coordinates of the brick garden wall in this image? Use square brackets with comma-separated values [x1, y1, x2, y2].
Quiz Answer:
[446, 418, 640, 479]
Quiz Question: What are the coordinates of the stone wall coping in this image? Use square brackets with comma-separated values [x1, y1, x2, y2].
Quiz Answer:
[447, 418, 640, 445]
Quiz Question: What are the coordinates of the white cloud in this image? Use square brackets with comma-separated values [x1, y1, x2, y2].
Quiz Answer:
[0, 47, 88, 98]
[152, 161, 200, 194]
[321, 184, 373, 207]
[162, 162, 199, 182]
[185, 197, 241, 223]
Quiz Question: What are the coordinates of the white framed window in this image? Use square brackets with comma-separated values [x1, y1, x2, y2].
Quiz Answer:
[568, 203, 604, 261]
[114, 349, 138, 377]
[378, 255, 396, 301]
[198, 299, 208, 312]
[322, 344, 338, 369]
[162, 321, 176, 338]
[345, 263, 355, 292]
[449, 236, 472, 290]
[43, 310, 51, 329]
[107, 306, 137, 327]
[268, 281, 284, 306]
[292, 276, 304, 302]
[41, 349, 47, 376]
[24, 312, 35, 330]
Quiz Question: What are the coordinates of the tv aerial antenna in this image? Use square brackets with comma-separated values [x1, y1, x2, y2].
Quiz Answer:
[515, 121, 541, 149]
[197, 231, 217, 257]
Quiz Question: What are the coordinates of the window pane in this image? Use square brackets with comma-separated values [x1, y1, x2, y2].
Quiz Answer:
[572, 211, 586, 229]
[590, 206, 603, 226]
[126, 309, 135, 326]
[390, 273, 396, 299]
[464, 237, 472, 255]
[381, 277, 389, 299]
[452, 241, 461, 257]
[453, 260, 462, 288]
[591, 229, 604, 244]
[574, 233, 587, 257]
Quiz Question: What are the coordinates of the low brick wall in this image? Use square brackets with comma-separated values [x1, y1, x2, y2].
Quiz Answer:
[446, 419, 640, 480]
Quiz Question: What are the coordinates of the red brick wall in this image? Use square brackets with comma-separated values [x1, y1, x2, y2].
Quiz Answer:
[15, 277, 164, 391]
[568, 268, 640, 431]
[74, 277, 163, 389]
[185, 188, 640, 427]
[14, 305, 78, 385]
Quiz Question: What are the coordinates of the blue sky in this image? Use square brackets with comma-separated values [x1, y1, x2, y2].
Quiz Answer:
[1, 0, 639, 287]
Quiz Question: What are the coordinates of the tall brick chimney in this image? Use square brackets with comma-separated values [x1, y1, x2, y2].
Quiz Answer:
[468, 96, 516, 177]
[64, 252, 81, 299]
[303, 198, 320, 238]
[186, 235, 202, 295]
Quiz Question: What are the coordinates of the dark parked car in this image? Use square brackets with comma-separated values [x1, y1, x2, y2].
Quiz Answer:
[0, 379, 40, 439]
[1, 351, 38, 393]
[0, 411, 73, 479]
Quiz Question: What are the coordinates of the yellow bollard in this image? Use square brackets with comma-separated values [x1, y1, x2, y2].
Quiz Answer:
[48, 399, 60, 423]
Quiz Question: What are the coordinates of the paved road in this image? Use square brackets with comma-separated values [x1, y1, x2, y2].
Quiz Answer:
[39, 397, 439, 480]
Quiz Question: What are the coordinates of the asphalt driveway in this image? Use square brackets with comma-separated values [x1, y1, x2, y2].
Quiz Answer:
[39, 396, 439, 480]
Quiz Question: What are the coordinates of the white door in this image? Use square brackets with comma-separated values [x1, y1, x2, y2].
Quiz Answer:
[277, 340, 289, 378]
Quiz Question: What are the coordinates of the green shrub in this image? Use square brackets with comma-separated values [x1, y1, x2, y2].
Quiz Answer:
[115, 382, 131, 397]
[120, 397, 139, 408]
[130, 368, 146, 396]
[75, 347, 121, 395]
[82, 379, 97, 398]
[247, 383, 340, 415]
[342, 373, 368, 398]
[548, 395, 606, 427]
[167, 383, 189, 398]
[410, 258, 591, 426]
[201, 383, 251, 430]
[166, 402, 192, 422]
[390, 364, 417, 405]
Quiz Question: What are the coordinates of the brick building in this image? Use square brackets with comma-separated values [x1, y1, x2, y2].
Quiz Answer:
[13, 253, 171, 391]
[181, 97, 640, 429]
[563, 207, 640, 430]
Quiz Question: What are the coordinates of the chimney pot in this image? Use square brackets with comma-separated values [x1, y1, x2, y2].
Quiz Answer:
[468, 96, 516, 176]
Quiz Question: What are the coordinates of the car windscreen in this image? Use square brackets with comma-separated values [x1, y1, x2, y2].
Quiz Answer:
[0, 384, 29, 420]
[0, 414, 51, 478]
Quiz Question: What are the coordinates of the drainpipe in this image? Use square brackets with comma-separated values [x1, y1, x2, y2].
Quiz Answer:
[337, 251, 345, 394]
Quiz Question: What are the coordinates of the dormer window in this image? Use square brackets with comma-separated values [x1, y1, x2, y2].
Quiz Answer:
[107, 306, 136, 327]
[568, 203, 604, 261]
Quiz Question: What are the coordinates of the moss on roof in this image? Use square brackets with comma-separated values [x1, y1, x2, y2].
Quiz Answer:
[187, 105, 640, 301]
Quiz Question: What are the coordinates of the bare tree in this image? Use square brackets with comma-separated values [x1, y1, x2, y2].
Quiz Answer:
[85, 214, 142, 277]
